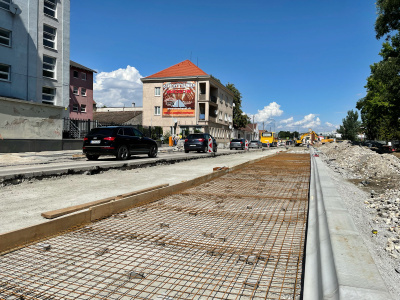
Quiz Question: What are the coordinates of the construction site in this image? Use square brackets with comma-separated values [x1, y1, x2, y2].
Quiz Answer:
[0, 153, 309, 299]
[0, 144, 399, 299]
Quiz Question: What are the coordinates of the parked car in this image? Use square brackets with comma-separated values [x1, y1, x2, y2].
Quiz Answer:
[248, 140, 262, 149]
[184, 133, 217, 153]
[230, 139, 246, 150]
[83, 126, 158, 160]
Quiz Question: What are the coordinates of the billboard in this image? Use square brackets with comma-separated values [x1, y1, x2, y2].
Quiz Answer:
[162, 82, 195, 117]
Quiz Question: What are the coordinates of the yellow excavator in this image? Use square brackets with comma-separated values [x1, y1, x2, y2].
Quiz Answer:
[295, 130, 334, 146]
[295, 131, 318, 146]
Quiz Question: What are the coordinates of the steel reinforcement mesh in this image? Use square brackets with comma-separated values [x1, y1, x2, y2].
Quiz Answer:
[0, 153, 310, 300]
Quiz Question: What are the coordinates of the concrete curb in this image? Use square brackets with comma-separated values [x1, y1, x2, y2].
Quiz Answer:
[303, 151, 392, 299]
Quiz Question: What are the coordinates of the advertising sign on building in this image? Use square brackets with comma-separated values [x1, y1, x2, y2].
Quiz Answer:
[163, 82, 195, 117]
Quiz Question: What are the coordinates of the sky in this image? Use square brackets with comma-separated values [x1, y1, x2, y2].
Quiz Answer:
[70, 0, 383, 133]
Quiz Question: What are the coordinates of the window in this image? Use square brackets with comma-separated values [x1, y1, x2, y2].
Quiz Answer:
[73, 86, 79, 95]
[0, 64, 10, 81]
[42, 86, 55, 104]
[82, 73, 86, 80]
[73, 70, 78, 78]
[154, 87, 161, 96]
[43, 24, 56, 49]
[81, 104, 86, 113]
[154, 106, 160, 115]
[0, 0, 10, 10]
[0, 28, 11, 47]
[72, 104, 78, 112]
[44, 0, 56, 18]
[43, 55, 56, 78]
[81, 88, 86, 96]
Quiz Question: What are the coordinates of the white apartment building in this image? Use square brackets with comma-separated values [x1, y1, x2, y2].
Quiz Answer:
[0, 0, 70, 152]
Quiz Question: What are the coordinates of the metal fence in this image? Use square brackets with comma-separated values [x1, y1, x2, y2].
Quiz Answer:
[63, 118, 163, 140]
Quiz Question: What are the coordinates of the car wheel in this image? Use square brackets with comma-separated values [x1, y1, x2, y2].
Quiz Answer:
[185, 150, 189, 153]
[86, 154, 99, 161]
[148, 145, 158, 158]
[116, 145, 129, 160]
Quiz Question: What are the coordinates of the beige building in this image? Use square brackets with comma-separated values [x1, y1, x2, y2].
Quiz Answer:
[141, 60, 234, 145]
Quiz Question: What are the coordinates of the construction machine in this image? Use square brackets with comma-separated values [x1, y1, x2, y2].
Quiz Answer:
[295, 131, 318, 146]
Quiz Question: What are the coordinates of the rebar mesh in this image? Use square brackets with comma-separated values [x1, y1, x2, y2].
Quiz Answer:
[0, 153, 310, 300]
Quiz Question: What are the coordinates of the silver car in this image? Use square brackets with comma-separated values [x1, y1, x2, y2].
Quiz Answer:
[249, 140, 262, 148]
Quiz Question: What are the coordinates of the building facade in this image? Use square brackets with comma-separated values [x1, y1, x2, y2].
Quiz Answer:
[0, 0, 70, 152]
[0, 0, 70, 106]
[141, 60, 234, 145]
[69, 60, 96, 120]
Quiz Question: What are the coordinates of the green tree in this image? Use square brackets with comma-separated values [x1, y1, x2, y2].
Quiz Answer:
[226, 83, 250, 129]
[357, 0, 400, 140]
[337, 110, 361, 141]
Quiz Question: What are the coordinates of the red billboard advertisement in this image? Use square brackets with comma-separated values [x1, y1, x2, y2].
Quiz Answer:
[162, 82, 196, 116]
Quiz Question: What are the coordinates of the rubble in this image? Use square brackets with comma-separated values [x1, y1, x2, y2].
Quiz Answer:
[318, 141, 400, 259]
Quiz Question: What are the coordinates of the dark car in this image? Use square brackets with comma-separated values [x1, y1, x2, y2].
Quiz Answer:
[249, 140, 262, 149]
[83, 126, 158, 160]
[230, 139, 246, 150]
[184, 133, 217, 153]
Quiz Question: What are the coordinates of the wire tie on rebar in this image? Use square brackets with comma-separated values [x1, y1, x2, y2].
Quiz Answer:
[127, 271, 145, 280]
[129, 232, 139, 239]
[160, 223, 170, 228]
[138, 207, 148, 213]
[114, 213, 128, 219]
[247, 205, 252, 209]
[188, 212, 198, 216]
[243, 278, 259, 289]
[95, 248, 109, 256]
[36, 243, 51, 251]
[203, 232, 214, 238]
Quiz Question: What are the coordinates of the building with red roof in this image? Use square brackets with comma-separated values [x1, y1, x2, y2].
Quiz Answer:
[141, 60, 234, 145]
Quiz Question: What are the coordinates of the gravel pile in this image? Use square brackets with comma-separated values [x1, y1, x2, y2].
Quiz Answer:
[318, 141, 400, 179]
[317, 141, 400, 261]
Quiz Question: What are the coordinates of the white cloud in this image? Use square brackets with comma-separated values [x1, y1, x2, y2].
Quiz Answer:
[291, 114, 321, 129]
[94, 66, 143, 107]
[280, 117, 293, 124]
[325, 122, 338, 129]
[249, 102, 283, 123]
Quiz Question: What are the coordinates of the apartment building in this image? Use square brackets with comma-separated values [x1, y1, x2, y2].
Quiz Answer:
[0, 0, 70, 152]
[141, 60, 234, 144]
[69, 60, 96, 120]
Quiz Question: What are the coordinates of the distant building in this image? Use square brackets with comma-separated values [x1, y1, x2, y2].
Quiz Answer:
[0, 0, 70, 153]
[69, 60, 96, 120]
[93, 111, 142, 126]
[141, 60, 234, 145]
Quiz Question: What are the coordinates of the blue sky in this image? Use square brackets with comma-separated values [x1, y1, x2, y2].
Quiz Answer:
[70, 0, 382, 133]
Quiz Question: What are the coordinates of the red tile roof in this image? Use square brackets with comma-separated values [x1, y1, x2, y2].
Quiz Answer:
[145, 60, 208, 78]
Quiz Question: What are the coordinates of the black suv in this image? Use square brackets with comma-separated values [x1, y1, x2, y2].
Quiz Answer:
[83, 126, 158, 160]
[184, 133, 217, 153]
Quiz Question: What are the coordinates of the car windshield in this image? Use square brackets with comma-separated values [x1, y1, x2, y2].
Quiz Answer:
[250, 140, 259, 143]
[231, 139, 242, 142]
[88, 128, 115, 136]
[187, 134, 205, 139]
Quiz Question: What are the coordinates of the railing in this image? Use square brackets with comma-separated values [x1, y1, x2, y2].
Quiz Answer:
[63, 119, 163, 140]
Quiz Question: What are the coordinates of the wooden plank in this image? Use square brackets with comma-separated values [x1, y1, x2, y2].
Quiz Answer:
[41, 184, 169, 219]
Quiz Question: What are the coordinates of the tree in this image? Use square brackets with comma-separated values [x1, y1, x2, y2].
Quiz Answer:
[356, 0, 400, 140]
[226, 83, 250, 129]
[337, 110, 361, 141]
